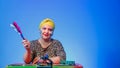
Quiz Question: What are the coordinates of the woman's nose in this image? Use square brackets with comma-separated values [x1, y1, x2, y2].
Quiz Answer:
[45, 29, 49, 33]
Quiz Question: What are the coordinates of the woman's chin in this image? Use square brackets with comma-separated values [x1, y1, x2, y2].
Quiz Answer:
[43, 37, 50, 40]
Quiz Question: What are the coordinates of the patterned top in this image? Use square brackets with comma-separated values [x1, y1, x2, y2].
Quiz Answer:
[30, 39, 66, 62]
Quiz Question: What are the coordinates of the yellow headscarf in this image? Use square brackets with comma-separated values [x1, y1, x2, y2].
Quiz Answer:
[39, 18, 55, 29]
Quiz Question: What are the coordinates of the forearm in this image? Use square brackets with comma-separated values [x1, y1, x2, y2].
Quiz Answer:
[50, 56, 61, 64]
[22, 39, 32, 64]
[24, 49, 31, 64]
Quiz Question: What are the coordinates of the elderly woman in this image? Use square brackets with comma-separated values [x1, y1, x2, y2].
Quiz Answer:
[22, 18, 66, 64]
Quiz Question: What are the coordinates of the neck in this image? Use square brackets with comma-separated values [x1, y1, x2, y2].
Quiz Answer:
[41, 38, 51, 42]
[39, 38, 52, 48]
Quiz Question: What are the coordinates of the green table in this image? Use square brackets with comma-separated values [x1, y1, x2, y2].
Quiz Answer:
[6, 64, 82, 68]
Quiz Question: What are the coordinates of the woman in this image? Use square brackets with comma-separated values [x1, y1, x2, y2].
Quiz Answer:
[22, 18, 66, 64]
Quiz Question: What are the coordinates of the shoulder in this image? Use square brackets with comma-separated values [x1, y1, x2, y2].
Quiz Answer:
[29, 39, 40, 51]
[51, 39, 65, 50]
[30, 39, 38, 43]
[52, 39, 62, 44]
[30, 39, 39, 47]
[51, 39, 63, 47]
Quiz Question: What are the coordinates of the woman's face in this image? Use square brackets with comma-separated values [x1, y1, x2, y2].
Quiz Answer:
[40, 24, 54, 40]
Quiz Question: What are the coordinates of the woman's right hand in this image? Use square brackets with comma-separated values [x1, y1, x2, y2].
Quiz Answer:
[22, 39, 31, 50]
[32, 56, 44, 64]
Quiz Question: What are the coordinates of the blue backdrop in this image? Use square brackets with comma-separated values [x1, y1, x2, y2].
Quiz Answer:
[0, 0, 120, 68]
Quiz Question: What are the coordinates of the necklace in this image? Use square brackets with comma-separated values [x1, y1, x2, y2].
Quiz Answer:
[39, 38, 52, 48]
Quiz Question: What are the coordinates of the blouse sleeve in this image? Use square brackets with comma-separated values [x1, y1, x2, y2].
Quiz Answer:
[30, 40, 37, 62]
[55, 40, 66, 61]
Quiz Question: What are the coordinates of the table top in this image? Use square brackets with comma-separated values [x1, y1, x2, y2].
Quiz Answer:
[6, 63, 83, 68]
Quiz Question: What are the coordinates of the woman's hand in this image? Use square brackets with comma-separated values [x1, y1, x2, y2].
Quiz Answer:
[22, 39, 30, 50]
[32, 56, 44, 64]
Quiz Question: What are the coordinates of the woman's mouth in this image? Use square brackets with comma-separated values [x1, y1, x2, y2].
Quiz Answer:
[44, 34, 49, 37]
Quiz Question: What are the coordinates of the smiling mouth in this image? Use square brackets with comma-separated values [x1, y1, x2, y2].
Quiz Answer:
[44, 34, 49, 36]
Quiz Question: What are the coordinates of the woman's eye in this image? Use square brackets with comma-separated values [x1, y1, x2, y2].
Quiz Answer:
[48, 28, 53, 31]
[42, 27, 46, 30]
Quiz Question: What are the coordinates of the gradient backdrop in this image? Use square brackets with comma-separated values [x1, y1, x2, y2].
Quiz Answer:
[0, 0, 120, 68]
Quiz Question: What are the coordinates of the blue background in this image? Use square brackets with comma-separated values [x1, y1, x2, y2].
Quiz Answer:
[0, 0, 120, 68]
